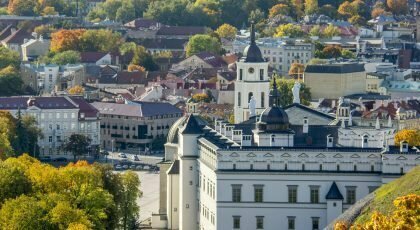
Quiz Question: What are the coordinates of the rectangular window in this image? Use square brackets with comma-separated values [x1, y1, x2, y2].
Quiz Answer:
[232, 185, 242, 202]
[312, 217, 319, 230]
[288, 186, 297, 203]
[259, 69, 264, 80]
[48, 136, 52, 142]
[256, 216, 264, 229]
[346, 186, 356, 204]
[238, 92, 241, 107]
[254, 185, 264, 202]
[261, 92, 265, 107]
[288, 217, 295, 230]
[233, 216, 240, 229]
[310, 186, 320, 204]
[239, 69, 243, 80]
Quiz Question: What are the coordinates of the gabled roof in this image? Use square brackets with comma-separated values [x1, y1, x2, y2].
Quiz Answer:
[80, 52, 108, 63]
[124, 18, 160, 29]
[0, 25, 13, 41]
[138, 38, 187, 50]
[326, 182, 344, 200]
[195, 52, 227, 68]
[181, 114, 202, 134]
[157, 26, 207, 36]
[92, 101, 182, 118]
[2, 28, 31, 44]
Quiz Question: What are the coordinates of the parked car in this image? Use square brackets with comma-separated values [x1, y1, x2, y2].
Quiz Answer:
[132, 155, 140, 161]
[115, 164, 122, 170]
[129, 165, 136, 170]
[39, 156, 52, 162]
[136, 165, 143, 170]
[122, 165, 129, 169]
[118, 153, 127, 158]
[53, 157, 68, 162]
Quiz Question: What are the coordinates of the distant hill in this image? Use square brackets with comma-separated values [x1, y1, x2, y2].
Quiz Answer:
[355, 165, 420, 224]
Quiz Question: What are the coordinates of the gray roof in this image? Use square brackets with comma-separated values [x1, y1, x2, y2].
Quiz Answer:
[91, 101, 182, 118]
[181, 114, 203, 134]
[167, 115, 208, 144]
[167, 160, 179, 174]
[326, 182, 344, 200]
[305, 63, 365, 74]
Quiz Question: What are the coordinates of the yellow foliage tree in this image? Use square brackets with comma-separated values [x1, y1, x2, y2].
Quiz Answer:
[269, 4, 290, 18]
[127, 64, 146, 72]
[274, 23, 304, 38]
[394, 129, 420, 146]
[387, 0, 408, 15]
[68, 85, 85, 95]
[288, 63, 305, 79]
[215, 23, 237, 40]
[192, 93, 210, 103]
[42, 6, 57, 16]
[51, 29, 86, 53]
[335, 194, 420, 229]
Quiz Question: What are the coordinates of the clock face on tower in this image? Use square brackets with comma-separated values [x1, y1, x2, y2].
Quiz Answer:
[248, 67, 255, 73]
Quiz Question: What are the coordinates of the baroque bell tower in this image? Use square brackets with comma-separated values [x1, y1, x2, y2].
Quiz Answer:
[234, 23, 270, 123]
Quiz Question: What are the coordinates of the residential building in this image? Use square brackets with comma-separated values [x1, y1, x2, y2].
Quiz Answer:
[150, 29, 419, 230]
[21, 37, 50, 61]
[0, 96, 100, 156]
[1, 28, 31, 53]
[232, 37, 314, 75]
[304, 63, 366, 100]
[80, 52, 112, 66]
[91, 101, 183, 151]
[172, 52, 228, 71]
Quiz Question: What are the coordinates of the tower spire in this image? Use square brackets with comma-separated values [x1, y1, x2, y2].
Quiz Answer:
[250, 22, 256, 45]
[269, 77, 280, 107]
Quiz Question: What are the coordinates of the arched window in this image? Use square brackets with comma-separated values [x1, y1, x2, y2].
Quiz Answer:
[248, 92, 253, 103]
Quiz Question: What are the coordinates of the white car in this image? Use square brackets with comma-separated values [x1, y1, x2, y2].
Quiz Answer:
[118, 153, 127, 158]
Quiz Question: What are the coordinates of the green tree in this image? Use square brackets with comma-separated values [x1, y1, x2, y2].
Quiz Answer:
[322, 45, 343, 59]
[304, 0, 318, 15]
[0, 46, 20, 69]
[0, 162, 31, 204]
[186, 34, 222, 57]
[121, 171, 141, 230]
[0, 66, 23, 96]
[341, 49, 355, 59]
[319, 4, 337, 19]
[309, 25, 322, 37]
[116, 2, 136, 23]
[272, 77, 311, 106]
[79, 29, 122, 53]
[63, 134, 92, 162]
[274, 23, 304, 38]
[0, 195, 50, 229]
[51, 50, 81, 65]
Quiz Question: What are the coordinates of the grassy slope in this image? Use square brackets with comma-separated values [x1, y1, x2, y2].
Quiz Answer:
[355, 166, 420, 224]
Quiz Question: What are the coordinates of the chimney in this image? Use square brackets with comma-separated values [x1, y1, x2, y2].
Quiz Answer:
[303, 117, 308, 133]
[400, 141, 408, 153]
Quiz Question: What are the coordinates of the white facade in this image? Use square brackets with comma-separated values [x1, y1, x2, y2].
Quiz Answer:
[234, 60, 270, 123]
[0, 96, 100, 157]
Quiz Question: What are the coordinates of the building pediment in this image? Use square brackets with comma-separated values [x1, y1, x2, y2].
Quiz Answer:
[333, 153, 343, 158]
[247, 152, 256, 157]
[281, 153, 291, 157]
[230, 152, 239, 157]
[264, 153, 273, 157]
[350, 154, 360, 158]
[396, 156, 407, 160]
[368, 154, 378, 158]
[298, 153, 309, 158]
[315, 153, 326, 158]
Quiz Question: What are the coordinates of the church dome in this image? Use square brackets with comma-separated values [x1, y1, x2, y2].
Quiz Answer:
[241, 23, 265, 63]
[258, 106, 289, 131]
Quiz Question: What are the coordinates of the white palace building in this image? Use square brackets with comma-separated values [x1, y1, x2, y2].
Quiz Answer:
[151, 25, 420, 230]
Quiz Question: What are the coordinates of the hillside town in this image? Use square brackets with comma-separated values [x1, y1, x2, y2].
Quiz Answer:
[0, 0, 419, 230]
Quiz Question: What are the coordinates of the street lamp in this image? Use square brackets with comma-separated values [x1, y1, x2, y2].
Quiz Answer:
[111, 139, 114, 166]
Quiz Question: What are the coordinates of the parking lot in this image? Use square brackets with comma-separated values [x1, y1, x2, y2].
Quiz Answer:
[106, 152, 164, 171]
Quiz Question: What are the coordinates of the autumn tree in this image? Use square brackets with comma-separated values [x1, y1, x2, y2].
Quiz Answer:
[192, 93, 211, 103]
[291, 0, 304, 20]
[8, 0, 37, 16]
[68, 85, 85, 95]
[127, 64, 146, 72]
[394, 129, 420, 146]
[387, 0, 408, 15]
[42, 6, 57, 15]
[322, 45, 343, 59]
[275, 23, 305, 38]
[186, 34, 222, 57]
[304, 0, 318, 15]
[120, 171, 141, 229]
[269, 4, 290, 18]
[289, 63, 305, 79]
[309, 25, 322, 37]
[79, 29, 122, 53]
[51, 29, 85, 53]
[323, 24, 341, 38]
[215, 23, 237, 40]
[371, 2, 388, 18]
